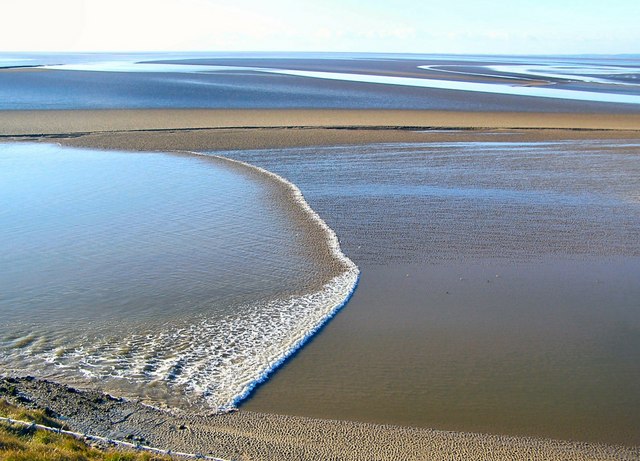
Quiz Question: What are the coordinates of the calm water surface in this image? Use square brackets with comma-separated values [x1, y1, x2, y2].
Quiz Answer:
[2, 52, 640, 112]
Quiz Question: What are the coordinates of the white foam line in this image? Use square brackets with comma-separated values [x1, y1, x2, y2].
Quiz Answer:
[488, 64, 640, 86]
[190, 152, 360, 409]
[231, 272, 360, 408]
[196, 152, 358, 288]
[0, 416, 228, 460]
[418, 65, 533, 82]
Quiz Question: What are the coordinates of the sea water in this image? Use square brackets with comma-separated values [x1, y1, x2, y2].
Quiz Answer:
[2, 52, 640, 111]
[219, 139, 640, 263]
[0, 143, 357, 410]
[221, 139, 640, 445]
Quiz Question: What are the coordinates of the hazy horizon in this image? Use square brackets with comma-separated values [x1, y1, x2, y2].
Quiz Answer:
[2, 51, 640, 57]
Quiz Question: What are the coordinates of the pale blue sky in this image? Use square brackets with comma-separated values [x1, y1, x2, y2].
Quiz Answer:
[2, 0, 638, 54]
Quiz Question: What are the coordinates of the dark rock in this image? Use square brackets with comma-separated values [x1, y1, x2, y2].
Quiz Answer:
[16, 395, 32, 404]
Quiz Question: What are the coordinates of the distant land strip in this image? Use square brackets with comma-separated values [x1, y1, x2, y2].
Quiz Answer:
[2, 109, 640, 136]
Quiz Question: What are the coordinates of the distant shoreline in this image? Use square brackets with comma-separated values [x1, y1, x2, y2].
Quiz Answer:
[3, 109, 640, 157]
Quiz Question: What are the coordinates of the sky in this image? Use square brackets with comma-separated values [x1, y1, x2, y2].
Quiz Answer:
[2, 0, 639, 55]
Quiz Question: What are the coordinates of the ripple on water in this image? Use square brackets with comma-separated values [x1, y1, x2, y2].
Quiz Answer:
[0, 143, 358, 410]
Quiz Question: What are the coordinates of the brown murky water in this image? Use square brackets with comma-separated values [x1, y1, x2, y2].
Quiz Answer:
[223, 138, 640, 446]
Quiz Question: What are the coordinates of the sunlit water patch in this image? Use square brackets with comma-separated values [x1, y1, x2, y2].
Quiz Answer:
[0, 143, 357, 410]
[420, 63, 640, 86]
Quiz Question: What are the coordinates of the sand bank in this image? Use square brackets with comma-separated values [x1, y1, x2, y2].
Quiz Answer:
[2, 111, 640, 157]
[2, 109, 640, 137]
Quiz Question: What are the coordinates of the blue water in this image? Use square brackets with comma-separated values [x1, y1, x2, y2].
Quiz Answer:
[218, 139, 640, 263]
[0, 143, 356, 410]
[1, 52, 639, 111]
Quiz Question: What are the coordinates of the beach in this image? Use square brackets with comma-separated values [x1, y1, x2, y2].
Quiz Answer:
[2, 107, 639, 459]
[3, 376, 639, 461]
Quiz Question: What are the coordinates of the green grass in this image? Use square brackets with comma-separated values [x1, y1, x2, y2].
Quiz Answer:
[0, 399, 172, 461]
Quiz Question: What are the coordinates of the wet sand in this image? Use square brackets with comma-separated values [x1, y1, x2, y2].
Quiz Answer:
[2, 111, 640, 459]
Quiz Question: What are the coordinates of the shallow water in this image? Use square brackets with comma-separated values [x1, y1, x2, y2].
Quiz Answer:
[0, 143, 355, 409]
[222, 140, 640, 445]
[261, 68, 640, 104]
[41, 60, 640, 104]
[219, 139, 640, 263]
[2, 52, 640, 112]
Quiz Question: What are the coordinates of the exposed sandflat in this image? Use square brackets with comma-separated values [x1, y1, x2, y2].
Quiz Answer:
[2, 109, 640, 136]
[3, 110, 640, 156]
